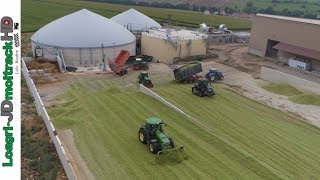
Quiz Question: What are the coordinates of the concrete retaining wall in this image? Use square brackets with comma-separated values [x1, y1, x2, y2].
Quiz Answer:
[22, 58, 76, 180]
[260, 66, 320, 95]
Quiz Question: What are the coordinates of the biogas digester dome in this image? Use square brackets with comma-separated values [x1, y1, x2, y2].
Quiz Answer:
[31, 9, 136, 67]
[111, 8, 161, 32]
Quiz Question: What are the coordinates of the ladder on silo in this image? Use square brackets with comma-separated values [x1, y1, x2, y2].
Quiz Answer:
[57, 50, 67, 72]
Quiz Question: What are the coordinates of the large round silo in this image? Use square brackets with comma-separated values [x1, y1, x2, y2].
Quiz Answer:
[31, 9, 136, 67]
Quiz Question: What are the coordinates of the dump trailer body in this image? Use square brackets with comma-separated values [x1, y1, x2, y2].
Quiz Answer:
[173, 62, 202, 83]
[109, 50, 130, 74]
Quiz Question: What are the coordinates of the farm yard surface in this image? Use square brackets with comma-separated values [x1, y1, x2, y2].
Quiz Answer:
[31, 54, 320, 179]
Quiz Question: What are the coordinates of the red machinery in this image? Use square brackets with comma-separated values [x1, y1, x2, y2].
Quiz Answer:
[109, 50, 130, 75]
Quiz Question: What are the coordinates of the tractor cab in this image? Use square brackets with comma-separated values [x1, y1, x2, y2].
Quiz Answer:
[205, 68, 224, 81]
[133, 58, 148, 70]
[138, 71, 153, 88]
[192, 78, 215, 97]
[139, 71, 149, 80]
[145, 117, 164, 133]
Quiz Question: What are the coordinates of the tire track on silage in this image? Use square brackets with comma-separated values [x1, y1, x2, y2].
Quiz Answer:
[153, 85, 288, 179]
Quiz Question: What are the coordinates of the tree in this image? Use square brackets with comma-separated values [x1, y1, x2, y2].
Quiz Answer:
[246, 1, 253, 7]
[200, 6, 206, 12]
[304, 12, 317, 19]
[192, 4, 199, 11]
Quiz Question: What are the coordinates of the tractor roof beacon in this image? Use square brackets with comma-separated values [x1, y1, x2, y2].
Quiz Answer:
[138, 117, 176, 154]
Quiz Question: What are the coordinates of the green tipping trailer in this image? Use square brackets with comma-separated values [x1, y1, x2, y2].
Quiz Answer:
[173, 62, 203, 83]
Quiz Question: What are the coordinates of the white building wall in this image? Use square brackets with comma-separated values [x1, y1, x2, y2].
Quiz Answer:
[32, 41, 136, 67]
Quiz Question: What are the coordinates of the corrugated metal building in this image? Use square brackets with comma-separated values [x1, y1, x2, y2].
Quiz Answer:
[249, 14, 320, 72]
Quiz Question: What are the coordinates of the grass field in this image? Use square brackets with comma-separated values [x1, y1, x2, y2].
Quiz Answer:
[261, 83, 302, 96]
[262, 83, 320, 106]
[290, 94, 320, 106]
[231, 0, 320, 13]
[49, 79, 320, 179]
[22, 0, 251, 32]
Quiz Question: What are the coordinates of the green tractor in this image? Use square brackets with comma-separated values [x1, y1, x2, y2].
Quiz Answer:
[138, 71, 153, 88]
[138, 117, 175, 154]
[133, 58, 148, 70]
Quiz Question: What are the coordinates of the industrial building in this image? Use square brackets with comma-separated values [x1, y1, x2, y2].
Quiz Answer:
[202, 24, 250, 45]
[141, 28, 207, 64]
[249, 14, 320, 72]
[31, 9, 136, 67]
[111, 8, 161, 32]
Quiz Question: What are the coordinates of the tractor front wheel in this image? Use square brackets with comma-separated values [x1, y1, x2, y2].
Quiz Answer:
[149, 143, 160, 154]
[138, 128, 148, 144]
[220, 75, 224, 80]
[209, 75, 215, 82]
[192, 87, 197, 94]
[169, 138, 175, 148]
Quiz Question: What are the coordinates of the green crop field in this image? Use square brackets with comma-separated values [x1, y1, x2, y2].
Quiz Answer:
[262, 83, 320, 106]
[22, 0, 251, 32]
[290, 94, 320, 106]
[262, 83, 302, 96]
[49, 78, 320, 179]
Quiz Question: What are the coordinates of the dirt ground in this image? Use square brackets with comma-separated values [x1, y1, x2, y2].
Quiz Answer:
[32, 44, 320, 179]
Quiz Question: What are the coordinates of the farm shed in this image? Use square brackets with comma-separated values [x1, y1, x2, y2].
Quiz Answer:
[141, 28, 207, 64]
[111, 8, 161, 32]
[31, 9, 136, 67]
[249, 14, 320, 72]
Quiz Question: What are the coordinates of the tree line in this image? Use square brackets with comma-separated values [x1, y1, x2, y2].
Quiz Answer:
[243, 1, 319, 19]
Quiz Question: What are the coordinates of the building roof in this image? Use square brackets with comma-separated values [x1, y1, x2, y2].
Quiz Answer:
[142, 28, 207, 40]
[273, 42, 320, 60]
[145, 117, 162, 124]
[31, 9, 135, 48]
[257, 14, 320, 26]
[111, 8, 161, 31]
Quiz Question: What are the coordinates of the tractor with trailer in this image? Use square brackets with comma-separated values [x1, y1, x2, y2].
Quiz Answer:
[205, 68, 224, 82]
[138, 117, 182, 154]
[109, 50, 130, 75]
[192, 78, 215, 97]
[173, 62, 203, 83]
[138, 71, 153, 88]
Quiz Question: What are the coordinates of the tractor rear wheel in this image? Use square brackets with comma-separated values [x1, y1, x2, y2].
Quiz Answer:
[134, 64, 140, 70]
[149, 143, 160, 154]
[138, 128, 148, 144]
[169, 138, 175, 148]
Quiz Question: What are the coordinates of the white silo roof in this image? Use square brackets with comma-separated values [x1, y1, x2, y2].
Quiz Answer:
[111, 8, 161, 31]
[31, 9, 135, 48]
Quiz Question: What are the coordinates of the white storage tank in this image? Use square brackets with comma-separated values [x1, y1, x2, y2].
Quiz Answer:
[31, 9, 136, 67]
